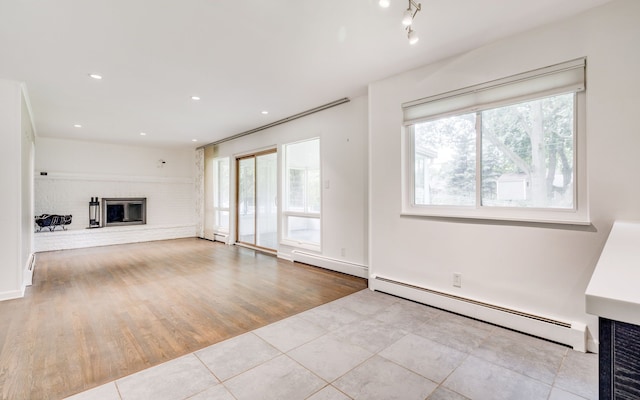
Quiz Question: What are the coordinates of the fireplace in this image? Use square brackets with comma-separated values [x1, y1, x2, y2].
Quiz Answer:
[102, 198, 146, 227]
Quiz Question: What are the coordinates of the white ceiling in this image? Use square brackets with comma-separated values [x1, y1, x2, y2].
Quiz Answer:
[0, 0, 612, 149]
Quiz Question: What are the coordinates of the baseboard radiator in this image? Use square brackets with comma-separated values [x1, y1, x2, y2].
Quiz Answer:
[291, 250, 368, 279]
[213, 233, 229, 244]
[372, 275, 587, 352]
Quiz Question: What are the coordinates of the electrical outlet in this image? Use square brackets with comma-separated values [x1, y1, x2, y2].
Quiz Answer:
[453, 273, 462, 288]
[341, 248, 346, 257]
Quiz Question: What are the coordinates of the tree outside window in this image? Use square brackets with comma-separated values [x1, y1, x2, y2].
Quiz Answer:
[413, 93, 574, 210]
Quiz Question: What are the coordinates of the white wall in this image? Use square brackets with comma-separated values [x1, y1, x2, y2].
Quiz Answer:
[368, 0, 640, 351]
[205, 95, 368, 270]
[36, 138, 194, 177]
[21, 91, 35, 286]
[0, 79, 34, 300]
[34, 138, 196, 240]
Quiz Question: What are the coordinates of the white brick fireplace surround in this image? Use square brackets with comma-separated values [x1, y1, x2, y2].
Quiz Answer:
[34, 172, 196, 252]
[34, 224, 195, 252]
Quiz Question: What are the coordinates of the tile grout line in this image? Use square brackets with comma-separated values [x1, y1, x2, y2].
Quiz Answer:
[192, 350, 224, 385]
[196, 334, 285, 384]
[413, 314, 562, 398]
[430, 348, 475, 400]
[253, 315, 330, 354]
[548, 351, 593, 400]
[114, 380, 123, 400]
[187, 361, 241, 400]
[546, 349, 569, 400]
[461, 320, 575, 393]
[285, 295, 415, 398]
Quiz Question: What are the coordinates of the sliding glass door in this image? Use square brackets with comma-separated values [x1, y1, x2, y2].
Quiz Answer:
[237, 157, 256, 244]
[236, 150, 277, 250]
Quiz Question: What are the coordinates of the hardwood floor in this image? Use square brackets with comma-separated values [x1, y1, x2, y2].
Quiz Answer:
[0, 238, 367, 400]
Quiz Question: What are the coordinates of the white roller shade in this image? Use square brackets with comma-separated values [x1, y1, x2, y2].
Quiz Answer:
[403, 58, 585, 125]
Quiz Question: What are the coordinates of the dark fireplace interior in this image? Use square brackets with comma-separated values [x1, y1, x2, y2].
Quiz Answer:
[102, 198, 146, 227]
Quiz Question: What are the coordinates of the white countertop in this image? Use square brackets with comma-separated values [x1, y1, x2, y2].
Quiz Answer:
[586, 221, 640, 326]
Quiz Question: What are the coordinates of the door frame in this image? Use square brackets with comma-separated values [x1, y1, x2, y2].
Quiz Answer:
[235, 148, 278, 252]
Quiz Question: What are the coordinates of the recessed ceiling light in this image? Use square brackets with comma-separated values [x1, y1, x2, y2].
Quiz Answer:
[88, 74, 102, 80]
[261, 110, 269, 115]
[73, 124, 82, 128]
[192, 139, 198, 142]
[140, 132, 147, 136]
[191, 96, 201, 101]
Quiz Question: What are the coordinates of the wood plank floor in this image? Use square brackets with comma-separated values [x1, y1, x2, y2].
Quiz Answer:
[0, 238, 367, 400]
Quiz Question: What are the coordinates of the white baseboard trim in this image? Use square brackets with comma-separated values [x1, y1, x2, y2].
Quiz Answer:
[371, 274, 588, 352]
[0, 288, 24, 302]
[277, 252, 294, 262]
[587, 338, 599, 353]
[202, 230, 228, 244]
[23, 253, 35, 287]
[213, 233, 229, 244]
[291, 250, 368, 278]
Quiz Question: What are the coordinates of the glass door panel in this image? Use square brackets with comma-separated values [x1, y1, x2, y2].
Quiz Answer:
[256, 152, 277, 249]
[236, 150, 277, 251]
[237, 157, 255, 244]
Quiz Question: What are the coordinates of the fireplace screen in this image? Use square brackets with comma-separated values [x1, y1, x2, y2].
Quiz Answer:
[102, 198, 146, 227]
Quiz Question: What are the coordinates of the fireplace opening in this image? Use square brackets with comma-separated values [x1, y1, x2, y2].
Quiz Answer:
[102, 198, 146, 227]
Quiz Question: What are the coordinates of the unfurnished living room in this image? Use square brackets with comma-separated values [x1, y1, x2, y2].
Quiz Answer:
[1, 0, 640, 399]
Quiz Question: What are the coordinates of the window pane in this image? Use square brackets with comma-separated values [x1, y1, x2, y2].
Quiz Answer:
[283, 138, 321, 247]
[284, 139, 320, 213]
[256, 152, 278, 249]
[238, 157, 255, 244]
[413, 114, 476, 206]
[213, 157, 230, 232]
[288, 169, 305, 211]
[217, 159, 230, 208]
[307, 169, 320, 213]
[286, 216, 320, 244]
[481, 93, 574, 208]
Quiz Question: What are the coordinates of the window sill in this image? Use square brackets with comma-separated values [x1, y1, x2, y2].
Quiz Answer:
[280, 239, 321, 253]
[401, 205, 590, 226]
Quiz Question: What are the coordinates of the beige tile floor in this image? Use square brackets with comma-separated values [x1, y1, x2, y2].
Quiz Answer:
[65, 289, 598, 400]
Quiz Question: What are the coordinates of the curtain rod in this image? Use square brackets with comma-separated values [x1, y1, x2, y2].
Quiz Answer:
[198, 97, 350, 149]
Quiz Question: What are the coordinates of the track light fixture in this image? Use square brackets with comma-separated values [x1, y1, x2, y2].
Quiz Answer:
[403, 0, 421, 26]
[379, 0, 423, 44]
[407, 27, 419, 45]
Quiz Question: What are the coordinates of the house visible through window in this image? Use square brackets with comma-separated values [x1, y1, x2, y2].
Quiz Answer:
[403, 58, 587, 224]
[282, 138, 320, 248]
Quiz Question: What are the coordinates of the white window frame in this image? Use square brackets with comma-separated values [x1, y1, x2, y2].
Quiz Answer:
[212, 157, 230, 233]
[281, 138, 321, 250]
[401, 59, 589, 225]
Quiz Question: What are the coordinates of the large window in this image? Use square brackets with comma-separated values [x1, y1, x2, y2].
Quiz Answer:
[403, 59, 587, 224]
[213, 157, 230, 232]
[282, 138, 321, 248]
